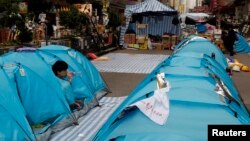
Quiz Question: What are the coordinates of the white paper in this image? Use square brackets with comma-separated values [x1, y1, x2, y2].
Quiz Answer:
[19, 68, 26, 76]
[130, 73, 170, 126]
[130, 88, 170, 125]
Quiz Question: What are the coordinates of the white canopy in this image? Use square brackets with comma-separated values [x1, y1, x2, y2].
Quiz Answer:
[180, 13, 211, 23]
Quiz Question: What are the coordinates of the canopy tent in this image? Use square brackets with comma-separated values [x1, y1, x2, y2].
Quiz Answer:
[0, 62, 36, 141]
[180, 13, 211, 23]
[124, 0, 177, 16]
[92, 35, 250, 141]
[180, 13, 216, 31]
[120, 0, 181, 47]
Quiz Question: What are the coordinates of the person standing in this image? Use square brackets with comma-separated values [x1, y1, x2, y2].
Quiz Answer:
[228, 28, 238, 56]
[221, 28, 237, 56]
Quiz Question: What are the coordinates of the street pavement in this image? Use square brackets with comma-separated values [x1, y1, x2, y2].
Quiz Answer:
[99, 49, 250, 113]
[229, 53, 250, 112]
[100, 49, 170, 97]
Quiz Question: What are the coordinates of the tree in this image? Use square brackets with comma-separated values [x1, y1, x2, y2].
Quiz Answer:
[0, 0, 32, 43]
[0, 0, 20, 13]
[59, 5, 89, 32]
[0, 0, 20, 28]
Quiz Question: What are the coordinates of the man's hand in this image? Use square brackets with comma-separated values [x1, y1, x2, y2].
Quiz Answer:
[67, 72, 74, 82]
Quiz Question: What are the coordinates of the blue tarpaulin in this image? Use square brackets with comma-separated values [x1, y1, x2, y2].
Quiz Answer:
[234, 33, 250, 53]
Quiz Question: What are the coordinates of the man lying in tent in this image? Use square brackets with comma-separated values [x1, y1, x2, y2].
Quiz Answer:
[52, 60, 83, 111]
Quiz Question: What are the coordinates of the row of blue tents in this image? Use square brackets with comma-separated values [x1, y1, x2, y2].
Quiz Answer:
[0, 45, 109, 140]
[92, 35, 250, 141]
[235, 33, 250, 53]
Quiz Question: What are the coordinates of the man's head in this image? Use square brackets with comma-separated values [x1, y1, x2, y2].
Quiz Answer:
[52, 60, 68, 78]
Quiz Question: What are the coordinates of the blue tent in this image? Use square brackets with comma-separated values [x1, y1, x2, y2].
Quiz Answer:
[173, 35, 228, 69]
[92, 36, 250, 141]
[0, 45, 109, 139]
[1, 51, 76, 137]
[234, 33, 250, 53]
[0, 59, 36, 141]
[38, 45, 108, 101]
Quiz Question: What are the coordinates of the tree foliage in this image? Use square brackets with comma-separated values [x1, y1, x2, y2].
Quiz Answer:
[0, 0, 20, 27]
[0, 0, 20, 13]
[59, 5, 88, 30]
[0, 0, 32, 43]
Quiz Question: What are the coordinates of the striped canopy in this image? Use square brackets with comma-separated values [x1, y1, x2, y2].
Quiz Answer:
[125, 0, 177, 17]
[120, 0, 180, 47]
